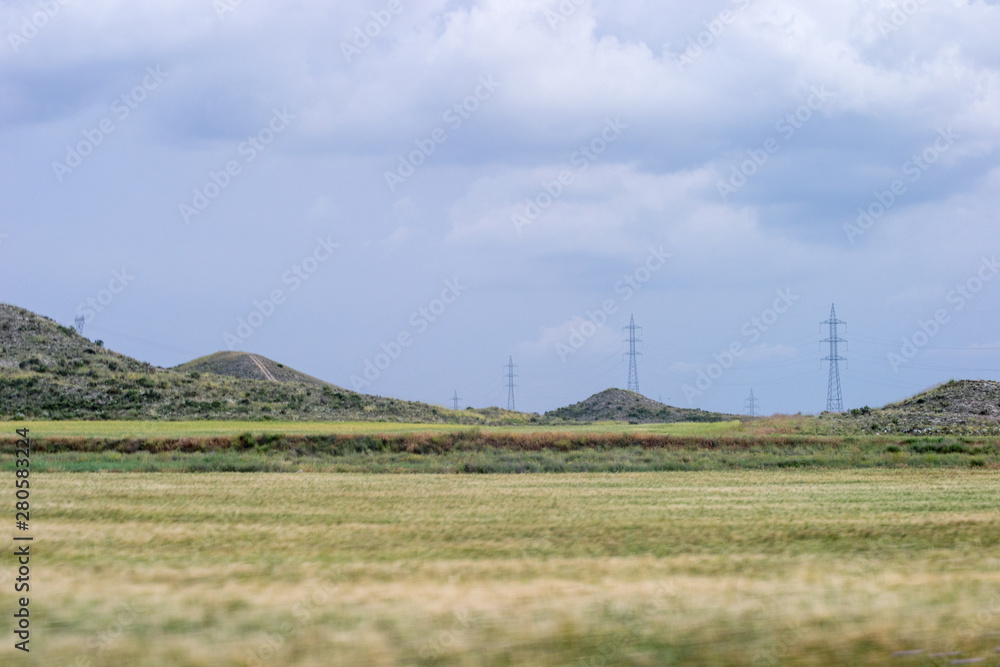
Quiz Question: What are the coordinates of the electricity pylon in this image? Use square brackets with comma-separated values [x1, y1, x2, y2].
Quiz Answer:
[623, 314, 642, 393]
[821, 303, 846, 412]
[504, 356, 518, 411]
[745, 389, 760, 417]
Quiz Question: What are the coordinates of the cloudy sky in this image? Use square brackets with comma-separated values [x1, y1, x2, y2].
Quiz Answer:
[2, 0, 999, 415]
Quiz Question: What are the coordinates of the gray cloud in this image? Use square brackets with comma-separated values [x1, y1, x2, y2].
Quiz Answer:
[1, 0, 999, 414]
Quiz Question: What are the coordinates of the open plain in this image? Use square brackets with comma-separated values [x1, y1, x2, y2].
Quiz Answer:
[2, 468, 998, 665]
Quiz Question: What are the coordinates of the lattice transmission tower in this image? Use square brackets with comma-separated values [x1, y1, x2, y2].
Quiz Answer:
[623, 314, 642, 393]
[504, 356, 518, 411]
[821, 303, 847, 412]
[745, 389, 760, 417]
[451, 390, 462, 411]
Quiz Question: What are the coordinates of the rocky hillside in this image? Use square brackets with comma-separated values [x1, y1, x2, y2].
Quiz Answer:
[836, 380, 1000, 435]
[0, 303, 523, 423]
[0, 303, 153, 374]
[174, 351, 337, 389]
[887, 380, 1000, 418]
[545, 388, 737, 423]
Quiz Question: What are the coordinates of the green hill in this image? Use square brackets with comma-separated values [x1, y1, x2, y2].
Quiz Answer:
[0, 302, 154, 374]
[545, 388, 737, 423]
[885, 379, 1000, 418]
[835, 379, 1000, 435]
[173, 351, 338, 389]
[0, 303, 518, 423]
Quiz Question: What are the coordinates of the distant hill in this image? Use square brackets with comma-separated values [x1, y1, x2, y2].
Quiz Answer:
[174, 351, 339, 389]
[885, 380, 1000, 418]
[545, 388, 737, 423]
[0, 303, 525, 423]
[0, 302, 154, 374]
[837, 379, 1000, 435]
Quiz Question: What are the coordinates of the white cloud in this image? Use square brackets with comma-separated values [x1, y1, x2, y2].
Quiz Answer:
[3, 0, 1000, 413]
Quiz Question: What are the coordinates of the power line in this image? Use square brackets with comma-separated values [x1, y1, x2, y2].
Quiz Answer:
[504, 356, 518, 411]
[622, 314, 642, 393]
[821, 303, 847, 412]
[744, 388, 760, 417]
[709, 369, 825, 388]
[451, 390, 462, 411]
[82, 323, 202, 357]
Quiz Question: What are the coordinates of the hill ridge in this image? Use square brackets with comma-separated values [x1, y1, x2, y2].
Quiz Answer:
[9, 301, 1000, 431]
[837, 379, 1000, 435]
[545, 387, 737, 423]
[884, 379, 1000, 417]
[173, 350, 340, 389]
[0, 303, 523, 423]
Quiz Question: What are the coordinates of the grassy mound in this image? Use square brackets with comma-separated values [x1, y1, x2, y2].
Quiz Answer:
[546, 388, 736, 423]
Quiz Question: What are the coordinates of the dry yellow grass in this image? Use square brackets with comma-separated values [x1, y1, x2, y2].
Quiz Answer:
[1, 470, 998, 665]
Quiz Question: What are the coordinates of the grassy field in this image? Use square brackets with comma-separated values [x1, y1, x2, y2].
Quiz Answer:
[0, 420, 745, 438]
[2, 420, 997, 473]
[3, 470, 999, 665]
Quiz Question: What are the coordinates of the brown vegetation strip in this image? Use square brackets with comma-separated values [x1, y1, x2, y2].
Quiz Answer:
[0, 430, 934, 454]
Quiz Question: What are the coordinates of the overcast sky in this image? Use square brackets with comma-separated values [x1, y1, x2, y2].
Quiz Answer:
[2, 0, 1000, 415]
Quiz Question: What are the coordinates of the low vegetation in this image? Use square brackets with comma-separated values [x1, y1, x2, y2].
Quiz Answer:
[544, 387, 734, 423]
[829, 379, 1000, 435]
[5, 470, 998, 665]
[9, 304, 1000, 438]
[3, 425, 997, 473]
[0, 419, 745, 439]
[0, 304, 534, 424]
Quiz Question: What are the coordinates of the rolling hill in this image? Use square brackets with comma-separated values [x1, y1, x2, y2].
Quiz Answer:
[7, 302, 999, 431]
[545, 388, 737, 423]
[173, 351, 336, 388]
[837, 379, 1000, 435]
[0, 303, 518, 423]
[1, 302, 153, 374]
[886, 379, 1000, 418]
